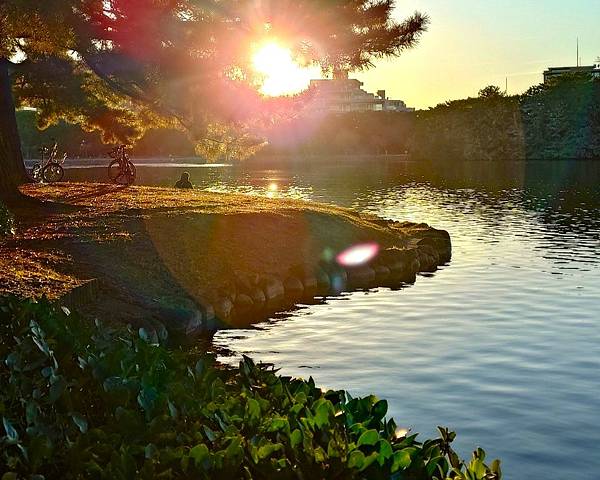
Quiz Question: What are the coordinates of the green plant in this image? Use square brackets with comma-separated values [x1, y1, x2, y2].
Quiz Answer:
[1, 296, 501, 479]
[0, 202, 14, 237]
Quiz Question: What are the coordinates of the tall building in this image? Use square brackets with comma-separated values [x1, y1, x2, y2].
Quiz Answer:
[543, 63, 600, 83]
[307, 70, 413, 113]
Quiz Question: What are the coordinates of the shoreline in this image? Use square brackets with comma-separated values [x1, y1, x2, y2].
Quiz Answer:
[2, 183, 451, 337]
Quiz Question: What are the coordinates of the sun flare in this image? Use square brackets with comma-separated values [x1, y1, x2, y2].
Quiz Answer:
[252, 42, 320, 97]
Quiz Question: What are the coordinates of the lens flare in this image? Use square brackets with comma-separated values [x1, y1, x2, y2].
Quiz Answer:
[336, 242, 380, 267]
[252, 42, 320, 96]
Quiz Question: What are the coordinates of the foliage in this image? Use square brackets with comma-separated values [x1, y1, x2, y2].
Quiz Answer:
[16, 110, 196, 160]
[0, 296, 501, 479]
[260, 111, 414, 156]
[520, 74, 600, 159]
[477, 86, 505, 99]
[0, 202, 15, 237]
[1, 0, 428, 153]
[411, 75, 600, 161]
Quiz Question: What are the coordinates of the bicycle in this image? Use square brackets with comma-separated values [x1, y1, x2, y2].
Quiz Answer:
[30, 142, 66, 183]
[107, 145, 136, 185]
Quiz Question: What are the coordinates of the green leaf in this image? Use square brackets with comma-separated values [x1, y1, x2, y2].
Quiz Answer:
[137, 386, 158, 412]
[203, 425, 216, 442]
[290, 429, 302, 448]
[225, 436, 243, 460]
[145, 443, 159, 459]
[189, 444, 209, 467]
[426, 456, 444, 477]
[138, 327, 158, 345]
[2, 417, 18, 443]
[71, 413, 88, 433]
[491, 458, 502, 476]
[167, 400, 178, 419]
[314, 446, 327, 463]
[391, 450, 412, 472]
[48, 375, 67, 403]
[267, 416, 289, 432]
[378, 439, 393, 459]
[348, 450, 366, 469]
[246, 398, 260, 421]
[257, 442, 283, 460]
[357, 429, 379, 447]
[25, 401, 38, 425]
[195, 359, 205, 375]
[313, 399, 333, 429]
[372, 399, 388, 421]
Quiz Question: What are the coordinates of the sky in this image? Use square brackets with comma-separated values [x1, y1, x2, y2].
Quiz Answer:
[356, 0, 600, 109]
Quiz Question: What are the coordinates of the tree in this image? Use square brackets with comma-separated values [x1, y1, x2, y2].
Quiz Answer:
[0, 0, 428, 203]
[478, 85, 506, 99]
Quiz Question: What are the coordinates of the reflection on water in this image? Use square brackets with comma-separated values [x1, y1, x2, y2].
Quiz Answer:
[68, 160, 600, 479]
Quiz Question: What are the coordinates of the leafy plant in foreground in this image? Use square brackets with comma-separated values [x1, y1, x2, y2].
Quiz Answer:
[0, 296, 501, 479]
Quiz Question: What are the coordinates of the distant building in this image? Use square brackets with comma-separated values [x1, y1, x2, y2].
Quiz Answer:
[307, 70, 414, 113]
[543, 63, 600, 83]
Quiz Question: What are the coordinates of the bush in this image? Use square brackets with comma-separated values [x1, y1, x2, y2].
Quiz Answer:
[0, 296, 501, 479]
[0, 202, 14, 238]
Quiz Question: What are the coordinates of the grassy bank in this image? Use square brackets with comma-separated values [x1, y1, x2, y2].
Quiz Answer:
[2, 183, 450, 333]
[0, 295, 501, 479]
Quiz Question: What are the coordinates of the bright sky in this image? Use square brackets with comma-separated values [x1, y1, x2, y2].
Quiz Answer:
[357, 0, 600, 109]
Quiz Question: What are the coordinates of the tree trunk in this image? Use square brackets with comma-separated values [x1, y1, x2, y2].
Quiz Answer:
[0, 58, 28, 205]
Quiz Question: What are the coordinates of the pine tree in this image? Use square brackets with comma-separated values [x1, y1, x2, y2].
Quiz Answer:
[0, 0, 427, 203]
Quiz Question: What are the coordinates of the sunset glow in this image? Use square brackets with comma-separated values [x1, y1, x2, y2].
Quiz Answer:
[252, 42, 320, 97]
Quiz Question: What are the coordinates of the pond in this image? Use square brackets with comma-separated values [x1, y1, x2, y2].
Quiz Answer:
[68, 159, 600, 479]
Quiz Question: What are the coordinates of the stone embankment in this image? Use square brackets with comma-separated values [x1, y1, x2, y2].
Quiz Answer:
[8, 184, 451, 337]
[160, 222, 451, 335]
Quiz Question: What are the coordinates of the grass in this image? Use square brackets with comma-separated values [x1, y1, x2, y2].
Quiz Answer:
[2, 183, 443, 329]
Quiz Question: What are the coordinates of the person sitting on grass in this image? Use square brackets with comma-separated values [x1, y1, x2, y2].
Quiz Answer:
[174, 171, 193, 189]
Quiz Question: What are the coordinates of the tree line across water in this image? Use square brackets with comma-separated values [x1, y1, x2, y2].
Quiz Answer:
[18, 74, 600, 162]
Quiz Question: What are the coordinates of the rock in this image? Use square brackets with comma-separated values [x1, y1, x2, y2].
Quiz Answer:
[315, 268, 331, 295]
[284, 276, 304, 300]
[201, 303, 217, 330]
[373, 264, 391, 282]
[214, 297, 234, 322]
[249, 287, 266, 310]
[260, 274, 285, 308]
[328, 268, 347, 294]
[155, 305, 203, 336]
[234, 293, 254, 317]
[301, 274, 318, 298]
[347, 266, 376, 288]
[234, 271, 260, 293]
[378, 248, 420, 284]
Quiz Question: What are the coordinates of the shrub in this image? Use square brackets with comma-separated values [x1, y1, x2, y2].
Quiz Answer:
[0, 202, 14, 238]
[0, 296, 501, 479]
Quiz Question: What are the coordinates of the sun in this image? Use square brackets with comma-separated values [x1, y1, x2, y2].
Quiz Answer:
[252, 42, 320, 97]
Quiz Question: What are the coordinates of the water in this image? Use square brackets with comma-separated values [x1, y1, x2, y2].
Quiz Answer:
[70, 159, 600, 479]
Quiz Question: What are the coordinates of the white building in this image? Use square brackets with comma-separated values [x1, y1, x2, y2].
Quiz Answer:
[307, 70, 413, 113]
[543, 64, 600, 83]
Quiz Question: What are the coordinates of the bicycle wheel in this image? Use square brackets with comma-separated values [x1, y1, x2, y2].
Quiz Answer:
[42, 163, 64, 182]
[112, 161, 136, 185]
[108, 159, 122, 181]
[30, 163, 42, 182]
[126, 161, 136, 185]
